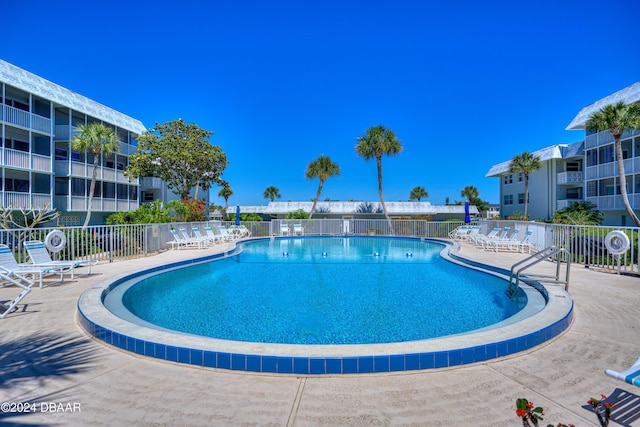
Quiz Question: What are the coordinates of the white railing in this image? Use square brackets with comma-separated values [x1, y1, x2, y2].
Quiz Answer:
[2, 105, 51, 132]
[71, 161, 87, 177]
[139, 177, 163, 189]
[3, 105, 30, 128]
[0, 219, 634, 273]
[5, 149, 30, 169]
[556, 171, 583, 184]
[4, 192, 30, 208]
[32, 194, 52, 209]
[32, 153, 52, 172]
[103, 168, 116, 180]
[32, 114, 52, 133]
[480, 219, 639, 274]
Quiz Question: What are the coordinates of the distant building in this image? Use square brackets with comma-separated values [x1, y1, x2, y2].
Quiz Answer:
[485, 204, 500, 219]
[229, 201, 478, 221]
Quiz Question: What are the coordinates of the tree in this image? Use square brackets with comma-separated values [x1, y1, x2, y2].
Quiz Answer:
[71, 122, 120, 227]
[509, 152, 541, 219]
[217, 181, 233, 220]
[263, 186, 281, 202]
[586, 101, 640, 227]
[409, 186, 428, 201]
[355, 125, 402, 234]
[552, 201, 604, 225]
[305, 155, 340, 219]
[125, 119, 228, 200]
[460, 185, 479, 201]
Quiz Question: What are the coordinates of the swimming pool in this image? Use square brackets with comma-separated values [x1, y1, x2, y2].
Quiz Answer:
[78, 236, 574, 374]
[116, 237, 525, 345]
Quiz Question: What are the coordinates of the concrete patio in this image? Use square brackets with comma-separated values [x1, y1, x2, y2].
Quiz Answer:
[1, 239, 639, 426]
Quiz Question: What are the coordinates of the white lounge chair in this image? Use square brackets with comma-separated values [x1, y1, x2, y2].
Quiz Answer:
[203, 226, 224, 244]
[190, 227, 215, 246]
[606, 355, 640, 387]
[0, 244, 66, 288]
[293, 224, 304, 235]
[23, 241, 97, 279]
[178, 228, 208, 249]
[470, 227, 500, 245]
[280, 224, 290, 236]
[448, 226, 470, 240]
[0, 270, 34, 319]
[512, 230, 534, 253]
[218, 226, 238, 241]
[477, 227, 511, 249]
[486, 229, 521, 251]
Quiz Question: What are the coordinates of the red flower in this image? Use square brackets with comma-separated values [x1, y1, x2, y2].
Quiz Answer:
[527, 402, 534, 409]
[516, 408, 527, 417]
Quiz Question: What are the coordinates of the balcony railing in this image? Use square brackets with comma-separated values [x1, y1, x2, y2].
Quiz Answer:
[66, 195, 139, 212]
[139, 177, 163, 189]
[556, 171, 583, 184]
[2, 105, 51, 133]
[2, 192, 52, 209]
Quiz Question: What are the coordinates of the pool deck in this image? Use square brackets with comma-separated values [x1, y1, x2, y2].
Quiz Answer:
[1, 239, 639, 426]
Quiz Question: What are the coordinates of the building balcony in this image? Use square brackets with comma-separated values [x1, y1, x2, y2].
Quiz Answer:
[1, 105, 52, 134]
[586, 194, 640, 211]
[2, 149, 52, 172]
[556, 171, 583, 185]
[55, 195, 139, 213]
[2, 192, 53, 210]
[139, 177, 163, 190]
[556, 199, 583, 210]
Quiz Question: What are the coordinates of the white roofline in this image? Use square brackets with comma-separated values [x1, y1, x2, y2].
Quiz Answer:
[566, 81, 640, 130]
[0, 59, 146, 134]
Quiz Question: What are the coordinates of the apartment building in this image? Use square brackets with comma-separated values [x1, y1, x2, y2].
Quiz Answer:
[486, 81, 640, 225]
[566, 82, 640, 226]
[0, 59, 145, 225]
[485, 142, 584, 221]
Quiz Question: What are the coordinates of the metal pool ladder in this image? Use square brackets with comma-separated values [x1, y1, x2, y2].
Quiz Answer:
[506, 245, 571, 299]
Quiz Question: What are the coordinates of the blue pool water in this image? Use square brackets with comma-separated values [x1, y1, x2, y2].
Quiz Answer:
[121, 237, 525, 345]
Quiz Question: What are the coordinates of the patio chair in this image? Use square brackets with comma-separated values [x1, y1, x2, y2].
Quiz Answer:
[178, 228, 208, 249]
[280, 224, 290, 236]
[23, 241, 97, 279]
[0, 270, 34, 319]
[477, 227, 511, 249]
[606, 355, 640, 387]
[0, 244, 66, 288]
[486, 229, 521, 252]
[293, 224, 304, 236]
[470, 227, 500, 245]
[218, 226, 238, 241]
[203, 226, 225, 244]
[448, 226, 470, 240]
[511, 230, 534, 253]
[190, 227, 216, 246]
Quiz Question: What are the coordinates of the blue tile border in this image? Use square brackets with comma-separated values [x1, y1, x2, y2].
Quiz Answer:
[76, 237, 575, 375]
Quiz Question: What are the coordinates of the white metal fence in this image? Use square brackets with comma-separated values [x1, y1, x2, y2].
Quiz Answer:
[477, 220, 639, 274]
[0, 219, 636, 274]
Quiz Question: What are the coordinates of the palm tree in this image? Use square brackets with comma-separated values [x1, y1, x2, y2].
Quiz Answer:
[460, 185, 479, 201]
[217, 181, 233, 220]
[509, 152, 541, 220]
[409, 186, 428, 201]
[355, 125, 402, 234]
[263, 186, 281, 202]
[71, 122, 120, 227]
[305, 155, 340, 219]
[586, 101, 640, 227]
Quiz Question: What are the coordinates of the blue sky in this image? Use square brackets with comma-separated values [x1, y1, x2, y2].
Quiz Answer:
[3, 0, 639, 207]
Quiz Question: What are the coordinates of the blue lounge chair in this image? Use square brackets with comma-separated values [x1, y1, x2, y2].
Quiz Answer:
[606, 356, 640, 387]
